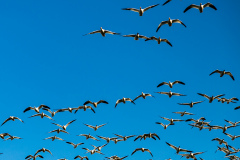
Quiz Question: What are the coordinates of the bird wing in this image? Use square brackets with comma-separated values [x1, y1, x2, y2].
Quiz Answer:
[234, 106, 240, 110]
[161, 117, 170, 121]
[98, 123, 107, 128]
[39, 104, 50, 109]
[125, 98, 135, 104]
[184, 4, 199, 13]
[173, 111, 183, 114]
[144, 149, 153, 157]
[224, 133, 233, 138]
[172, 92, 186, 96]
[138, 35, 148, 39]
[131, 148, 140, 155]
[66, 142, 75, 146]
[157, 82, 168, 87]
[162, 0, 171, 6]
[84, 124, 94, 129]
[153, 133, 160, 140]
[1, 118, 11, 126]
[162, 39, 172, 47]
[97, 100, 109, 104]
[214, 94, 225, 99]
[115, 99, 123, 108]
[225, 72, 235, 80]
[143, 4, 159, 11]
[123, 34, 137, 38]
[52, 123, 63, 128]
[122, 8, 139, 12]
[83, 30, 101, 36]
[23, 107, 34, 113]
[204, 3, 217, 10]
[193, 152, 205, 155]
[145, 36, 157, 41]
[83, 100, 92, 105]
[104, 30, 120, 35]
[173, 119, 184, 122]
[45, 149, 52, 155]
[172, 19, 186, 27]
[209, 69, 221, 75]
[197, 93, 210, 99]
[133, 95, 142, 101]
[173, 80, 185, 85]
[134, 135, 142, 141]
[65, 119, 76, 127]
[55, 136, 64, 141]
[194, 101, 204, 104]
[156, 21, 168, 32]
[178, 103, 190, 106]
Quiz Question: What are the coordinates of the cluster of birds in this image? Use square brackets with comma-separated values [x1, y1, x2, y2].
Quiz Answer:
[83, 2, 217, 47]
[1, 1, 239, 160]
[1, 67, 239, 160]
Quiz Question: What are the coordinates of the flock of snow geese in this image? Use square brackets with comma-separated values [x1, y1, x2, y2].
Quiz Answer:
[1, 1, 239, 160]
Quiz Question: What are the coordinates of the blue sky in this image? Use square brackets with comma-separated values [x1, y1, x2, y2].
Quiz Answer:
[0, 0, 239, 159]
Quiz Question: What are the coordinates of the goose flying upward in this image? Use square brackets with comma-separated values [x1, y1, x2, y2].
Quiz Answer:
[145, 36, 172, 46]
[52, 119, 76, 130]
[156, 17, 186, 32]
[122, 4, 159, 16]
[184, 3, 217, 13]
[83, 27, 120, 37]
[209, 69, 234, 80]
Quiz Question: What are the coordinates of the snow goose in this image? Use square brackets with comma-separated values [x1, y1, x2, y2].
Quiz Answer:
[4, 135, 22, 141]
[34, 148, 52, 156]
[83, 100, 108, 108]
[84, 123, 107, 131]
[133, 92, 154, 102]
[74, 105, 95, 113]
[156, 91, 186, 98]
[66, 142, 84, 149]
[52, 119, 76, 130]
[74, 155, 89, 160]
[210, 69, 234, 80]
[172, 111, 194, 116]
[114, 134, 135, 141]
[29, 112, 54, 121]
[122, 4, 159, 16]
[131, 148, 153, 157]
[184, 3, 217, 13]
[83, 27, 120, 37]
[25, 155, 43, 160]
[23, 105, 50, 113]
[224, 133, 240, 141]
[156, 17, 186, 32]
[1, 116, 24, 126]
[123, 33, 148, 40]
[155, 122, 170, 129]
[166, 142, 192, 154]
[177, 101, 204, 108]
[91, 144, 108, 151]
[44, 135, 64, 141]
[157, 80, 185, 88]
[49, 128, 69, 134]
[115, 97, 135, 108]
[78, 133, 99, 141]
[82, 148, 104, 155]
[161, 117, 184, 125]
[145, 36, 172, 46]
[197, 93, 225, 103]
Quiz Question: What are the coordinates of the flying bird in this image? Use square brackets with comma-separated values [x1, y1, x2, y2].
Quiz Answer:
[156, 17, 186, 32]
[97, 135, 117, 143]
[52, 119, 76, 130]
[224, 133, 240, 141]
[49, 128, 69, 134]
[29, 112, 54, 121]
[115, 98, 135, 108]
[131, 148, 153, 157]
[179, 152, 205, 160]
[25, 155, 44, 160]
[155, 122, 170, 129]
[197, 93, 225, 103]
[161, 117, 184, 125]
[83, 100, 108, 108]
[114, 134, 135, 141]
[42, 108, 60, 117]
[184, 3, 217, 13]
[123, 33, 148, 40]
[74, 105, 95, 113]
[234, 106, 240, 110]
[177, 101, 204, 108]
[209, 69, 234, 80]
[145, 36, 172, 46]
[83, 123, 107, 131]
[74, 155, 89, 160]
[78, 133, 99, 141]
[34, 148, 52, 156]
[83, 27, 120, 37]
[157, 81, 185, 88]
[91, 144, 108, 151]
[23, 105, 50, 113]
[66, 142, 84, 148]
[122, 4, 159, 16]
[44, 135, 65, 141]
[166, 142, 192, 154]
[4, 135, 22, 141]
[1, 116, 24, 126]
[172, 111, 195, 116]
[133, 92, 154, 101]
[156, 91, 186, 98]
[82, 148, 104, 155]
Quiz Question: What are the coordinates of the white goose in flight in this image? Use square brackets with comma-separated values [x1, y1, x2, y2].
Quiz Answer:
[115, 97, 135, 108]
[155, 122, 170, 129]
[83, 27, 120, 37]
[156, 91, 186, 98]
[4, 135, 22, 141]
[49, 128, 69, 134]
[172, 111, 194, 117]
[78, 133, 99, 141]
[166, 142, 192, 154]
[52, 119, 76, 130]
[25, 155, 43, 160]
[184, 3, 217, 13]
[122, 4, 159, 16]
[133, 92, 154, 102]
[83, 100, 108, 108]
[156, 17, 186, 32]
[23, 105, 50, 113]
[29, 112, 54, 121]
[177, 101, 204, 108]
[84, 123, 107, 131]
[157, 80, 185, 88]
[123, 33, 148, 40]
[197, 93, 225, 103]
[74, 155, 89, 160]
[34, 148, 52, 156]
[44, 135, 65, 141]
[224, 133, 240, 141]
[1, 116, 24, 126]
[209, 69, 234, 80]
[66, 142, 84, 148]
[131, 148, 153, 157]
[145, 36, 172, 46]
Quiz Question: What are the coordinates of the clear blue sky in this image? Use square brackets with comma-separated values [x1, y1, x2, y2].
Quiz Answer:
[0, 0, 239, 159]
